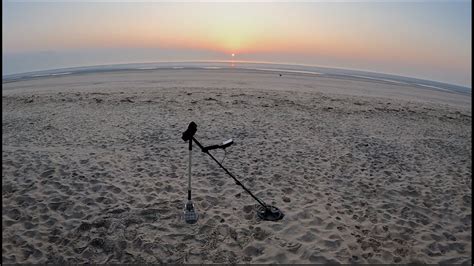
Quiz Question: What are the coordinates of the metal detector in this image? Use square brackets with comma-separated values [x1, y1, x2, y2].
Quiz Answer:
[181, 122, 284, 222]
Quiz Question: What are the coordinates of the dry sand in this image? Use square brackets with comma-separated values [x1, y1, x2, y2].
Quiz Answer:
[2, 69, 472, 264]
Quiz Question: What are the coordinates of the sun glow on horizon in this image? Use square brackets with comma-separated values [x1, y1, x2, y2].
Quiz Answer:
[3, 2, 471, 86]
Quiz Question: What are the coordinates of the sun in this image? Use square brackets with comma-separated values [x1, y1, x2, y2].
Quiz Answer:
[231, 53, 235, 57]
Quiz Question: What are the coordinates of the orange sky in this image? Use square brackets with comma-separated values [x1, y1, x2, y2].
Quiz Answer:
[3, 2, 471, 86]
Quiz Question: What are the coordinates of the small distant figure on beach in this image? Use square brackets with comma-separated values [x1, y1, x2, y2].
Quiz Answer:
[279, 73, 282, 77]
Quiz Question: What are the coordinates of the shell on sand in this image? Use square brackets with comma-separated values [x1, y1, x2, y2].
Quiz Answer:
[2, 69, 472, 264]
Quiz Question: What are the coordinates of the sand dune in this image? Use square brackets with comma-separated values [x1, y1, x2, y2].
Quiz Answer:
[2, 70, 471, 264]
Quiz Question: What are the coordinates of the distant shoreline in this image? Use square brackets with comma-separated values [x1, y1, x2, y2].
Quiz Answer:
[2, 61, 471, 96]
[3, 67, 471, 109]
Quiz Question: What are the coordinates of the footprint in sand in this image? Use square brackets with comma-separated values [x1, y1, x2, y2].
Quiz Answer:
[297, 231, 317, 242]
[243, 245, 264, 257]
[279, 241, 302, 253]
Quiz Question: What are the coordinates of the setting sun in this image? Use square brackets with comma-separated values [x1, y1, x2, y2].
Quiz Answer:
[231, 53, 235, 57]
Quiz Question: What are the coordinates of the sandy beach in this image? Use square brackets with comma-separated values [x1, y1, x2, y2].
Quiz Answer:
[2, 69, 472, 264]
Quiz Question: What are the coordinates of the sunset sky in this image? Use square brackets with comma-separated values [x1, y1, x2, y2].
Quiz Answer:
[2, 1, 472, 87]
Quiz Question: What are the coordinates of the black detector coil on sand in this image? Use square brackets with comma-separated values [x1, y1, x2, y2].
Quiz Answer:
[257, 205, 284, 221]
[182, 122, 284, 222]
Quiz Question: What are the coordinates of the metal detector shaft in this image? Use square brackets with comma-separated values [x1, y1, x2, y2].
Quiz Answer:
[191, 137, 268, 209]
[188, 139, 192, 200]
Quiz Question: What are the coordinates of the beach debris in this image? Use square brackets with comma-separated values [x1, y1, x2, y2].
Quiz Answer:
[232, 99, 246, 105]
[120, 97, 134, 103]
[42, 124, 54, 131]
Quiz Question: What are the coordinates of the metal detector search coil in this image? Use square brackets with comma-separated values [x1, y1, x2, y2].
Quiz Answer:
[182, 122, 284, 222]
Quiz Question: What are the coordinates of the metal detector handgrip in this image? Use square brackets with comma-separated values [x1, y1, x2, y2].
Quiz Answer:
[182, 122, 197, 141]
